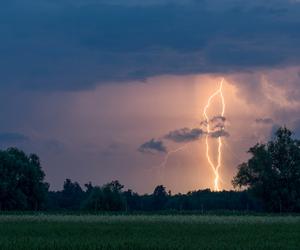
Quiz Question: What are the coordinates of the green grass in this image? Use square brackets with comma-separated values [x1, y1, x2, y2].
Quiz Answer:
[0, 215, 299, 250]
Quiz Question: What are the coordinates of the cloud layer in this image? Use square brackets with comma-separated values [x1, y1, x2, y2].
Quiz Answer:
[165, 128, 204, 143]
[1, 0, 300, 90]
[138, 139, 167, 154]
[140, 114, 229, 154]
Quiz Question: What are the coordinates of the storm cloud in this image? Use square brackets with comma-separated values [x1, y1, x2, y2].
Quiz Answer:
[138, 139, 167, 154]
[210, 130, 230, 138]
[211, 116, 226, 124]
[1, 0, 300, 90]
[2, 0, 300, 193]
[165, 128, 204, 143]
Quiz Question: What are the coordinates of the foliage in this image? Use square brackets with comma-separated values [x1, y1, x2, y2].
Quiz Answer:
[0, 147, 260, 213]
[2, 129, 300, 214]
[0, 148, 49, 210]
[47, 179, 84, 210]
[81, 180, 125, 211]
[47, 180, 258, 212]
[233, 127, 300, 212]
[152, 185, 168, 210]
[61, 179, 84, 210]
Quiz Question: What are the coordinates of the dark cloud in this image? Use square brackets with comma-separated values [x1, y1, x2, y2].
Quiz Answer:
[209, 130, 230, 138]
[1, 0, 300, 90]
[138, 139, 167, 154]
[0, 132, 29, 144]
[213, 123, 225, 132]
[210, 116, 226, 123]
[165, 128, 204, 143]
[255, 118, 274, 125]
[204, 115, 229, 138]
[210, 116, 226, 131]
[165, 116, 228, 143]
[200, 116, 226, 127]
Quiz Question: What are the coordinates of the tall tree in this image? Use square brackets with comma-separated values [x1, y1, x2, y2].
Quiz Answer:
[152, 185, 168, 210]
[0, 148, 49, 210]
[59, 179, 84, 210]
[233, 127, 300, 212]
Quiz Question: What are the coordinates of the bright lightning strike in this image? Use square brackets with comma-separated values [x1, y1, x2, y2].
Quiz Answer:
[157, 144, 189, 183]
[203, 78, 225, 191]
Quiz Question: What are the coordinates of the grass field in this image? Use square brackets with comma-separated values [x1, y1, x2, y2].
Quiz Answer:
[0, 214, 299, 250]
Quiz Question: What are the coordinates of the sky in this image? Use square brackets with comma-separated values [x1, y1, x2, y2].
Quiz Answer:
[1, 0, 300, 193]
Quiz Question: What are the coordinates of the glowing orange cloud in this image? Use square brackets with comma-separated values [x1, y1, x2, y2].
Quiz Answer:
[203, 78, 225, 191]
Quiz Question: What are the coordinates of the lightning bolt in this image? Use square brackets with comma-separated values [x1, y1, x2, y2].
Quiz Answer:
[203, 78, 225, 191]
[144, 143, 190, 182]
[159, 144, 189, 170]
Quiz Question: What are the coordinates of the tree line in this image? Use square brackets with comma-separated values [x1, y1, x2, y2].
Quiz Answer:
[0, 127, 299, 213]
[46, 180, 259, 212]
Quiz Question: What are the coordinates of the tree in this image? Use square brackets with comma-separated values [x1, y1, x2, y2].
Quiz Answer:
[123, 189, 141, 211]
[84, 182, 94, 195]
[101, 180, 125, 211]
[81, 186, 104, 211]
[82, 180, 125, 211]
[0, 148, 49, 210]
[59, 179, 84, 210]
[152, 185, 168, 210]
[233, 127, 300, 212]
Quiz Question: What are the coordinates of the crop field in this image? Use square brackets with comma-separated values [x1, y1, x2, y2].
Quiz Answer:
[0, 214, 299, 250]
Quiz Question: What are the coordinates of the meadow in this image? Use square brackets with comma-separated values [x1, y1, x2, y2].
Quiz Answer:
[0, 214, 299, 250]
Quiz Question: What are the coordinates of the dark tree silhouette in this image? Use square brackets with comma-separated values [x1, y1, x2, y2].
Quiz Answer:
[81, 186, 103, 211]
[152, 185, 168, 210]
[82, 180, 125, 211]
[233, 127, 300, 212]
[0, 146, 285, 213]
[59, 179, 84, 210]
[123, 189, 141, 211]
[0, 148, 49, 210]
